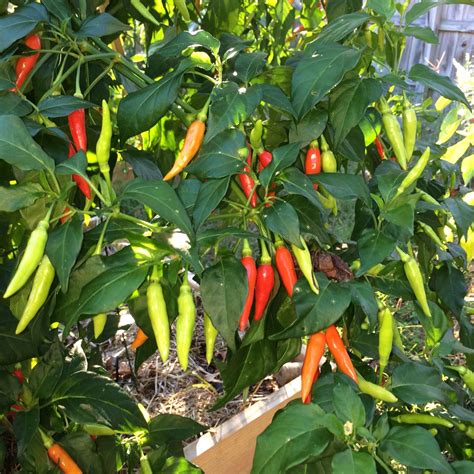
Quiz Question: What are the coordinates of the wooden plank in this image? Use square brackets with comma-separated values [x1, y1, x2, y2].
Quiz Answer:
[184, 376, 302, 474]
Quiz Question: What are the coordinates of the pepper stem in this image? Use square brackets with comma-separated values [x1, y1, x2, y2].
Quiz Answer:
[242, 238, 252, 257]
[260, 240, 271, 264]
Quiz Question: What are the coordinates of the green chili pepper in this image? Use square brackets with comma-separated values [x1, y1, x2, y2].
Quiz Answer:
[392, 319, 405, 353]
[291, 237, 319, 294]
[395, 147, 430, 198]
[379, 97, 407, 170]
[377, 27, 385, 54]
[358, 377, 398, 403]
[364, 23, 372, 48]
[147, 266, 170, 362]
[418, 221, 448, 251]
[176, 272, 196, 370]
[83, 424, 115, 436]
[319, 186, 337, 216]
[320, 135, 337, 173]
[378, 306, 393, 382]
[396, 246, 431, 318]
[204, 313, 218, 365]
[174, 0, 190, 22]
[4, 210, 51, 299]
[402, 95, 417, 161]
[466, 426, 474, 439]
[449, 366, 474, 391]
[96, 99, 112, 180]
[15, 255, 55, 334]
[392, 414, 453, 428]
[250, 119, 263, 151]
[93, 313, 107, 339]
[140, 454, 153, 474]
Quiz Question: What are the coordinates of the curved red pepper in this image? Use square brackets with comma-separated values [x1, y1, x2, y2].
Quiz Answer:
[254, 245, 274, 321]
[374, 136, 385, 160]
[68, 108, 87, 152]
[238, 147, 257, 208]
[239, 242, 257, 330]
[301, 332, 326, 404]
[13, 33, 41, 91]
[326, 325, 358, 383]
[275, 243, 297, 297]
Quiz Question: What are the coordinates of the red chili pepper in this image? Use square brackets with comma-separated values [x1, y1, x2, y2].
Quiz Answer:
[325, 325, 358, 383]
[68, 109, 87, 152]
[254, 241, 274, 321]
[239, 239, 257, 330]
[258, 150, 273, 172]
[305, 143, 321, 190]
[13, 33, 41, 91]
[60, 206, 72, 225]
[238, 147, 257, 208]
[265, 190, 276, 207]
[12, 368, 25, 385]
[274, 238, 297, 297]
[301, 332, 326, 404]
[374, 136, 385, 160]
[68, 142, 91, 200]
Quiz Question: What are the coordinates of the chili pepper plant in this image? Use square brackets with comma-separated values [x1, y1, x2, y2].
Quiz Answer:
[0, 0, 473, 472]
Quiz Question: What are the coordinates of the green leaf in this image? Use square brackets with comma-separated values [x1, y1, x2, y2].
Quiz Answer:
[314, 173, 371, 206]
[0, 3, 48, 53]
[271, 278, 352, 339]
[13, 406, 40, 456]
[192, 177, 230, 229]
[200, 257, 247, 351]
[161, 456, 202, 473]
[329, 78, 382, 147]
[409, 64, 469, 108]
[213, 339, 278, 410]
[405, 1, 470, 25]
[186, 129, 246, 178]
[280, 168, 324, 210]
[148, 414, 207, 445]
[437, 105, 462, 144]
[55, 150, 88, 178]
[0, 93, 33, 117]
[41, 0, 72, 21]
[262, 201, 301, 246]
[151, 30, 220, 57]
[0, 115, 55, 172]
[197, 227, 258, 244]
[452, 461, 474, 474]
[252, 403, 332, 473]
[331, 448, 376, 474]
[52, 371, 147, 432]
[260, 142, 301, 188]
[46, 214, 84, 293]
[235, 52, 267, 83]
[391, 362, 455, 404]
[289, 109, 328, 146]
[117, 71, 182, 140]
[74, 263, 148, 318]
[316, 12, 370, 44]
[333, 383, 365, 428]
[0, 182, 45, 212]
[77, 13, 130, 37]
[38, 96, 94, 118]
[444, 197, 474, 237]
[28, 342, 64, 400]
[380, 426, 453, 474]
[430, 263, 467, 316]
[356, 229, 396, 276]
[403, 26, 439, 44]
[257, 84, 296, 117]
[367, 0, 395, 19]
[206, 82, 262, 141]
[121, 178, 195, 238]
[346, 280, 378, 326]
[292, 42, 362, 118]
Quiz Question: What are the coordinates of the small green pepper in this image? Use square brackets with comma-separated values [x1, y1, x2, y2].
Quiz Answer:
[204, 312, 218, 365]
[291, 237, 319, 294]
[176, 272, 196, 370]
[392, 414, 453, 429]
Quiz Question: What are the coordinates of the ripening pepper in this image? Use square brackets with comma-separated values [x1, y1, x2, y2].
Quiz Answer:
[392, 413, 453, 428]
[258, 150, 273, 172]
[402, 95, 417, 161]
[131, 328, 148, 349]
[176, 272, 196, 370]
[238, 147, 257, 207]
[13, 33, 41, 91]
[164, 119, 206, 181]
[450, 366, 474, 392]
[254, 241, 275, 321]
[305, 141, 321, 190]
[394, 147, 430, 198]
[274, 237, 298, 297]
[96, 99, 112, 180]
[291, 237, 319, 294]
[204, 313, 218, 364]
[147, 266, 170, 362]
[301, 332, 326, 404]
[239, 239, 257, 330]
[320, 135, 337, 173]
[358, 377, 398, 403]
[4, 211, 50, 299]
[377, 305, 393, 381]
[396, 246, 431, 318]
[15, 255, 55, 334]
[326, 325, 358, 383]
[379, 97, 407, 170]
[40, 430, 82, 474]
